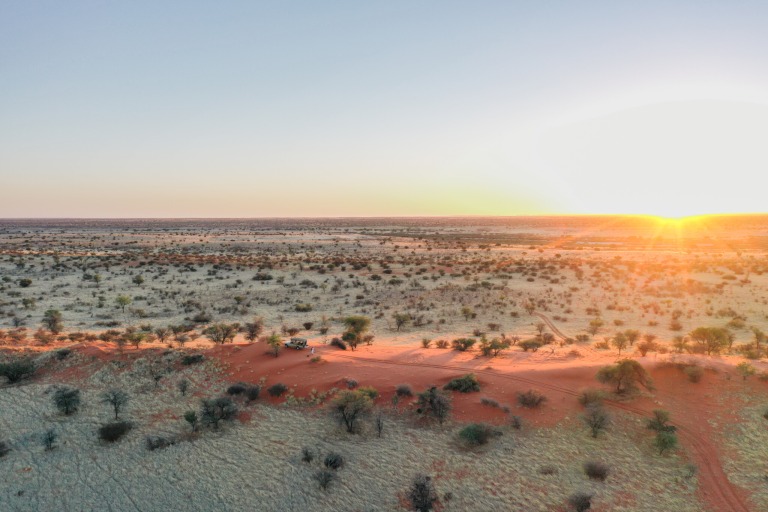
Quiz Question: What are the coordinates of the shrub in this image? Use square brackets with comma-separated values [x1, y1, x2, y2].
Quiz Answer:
[181, 354, 204, 365]
[268, 383, 288, 397]
[435, 339, 449, 349]
[101, 389, 129, 420]
[647, 410, 676, 433]
[683, 365, 703, 383]
[582, 405, 610, 438]
[324, 452, 344, 470]
[0, 359, 35, 384]
[0, 440, 9, 457]
[184, 410, 198, 431]
[517, 389, 547, 408]
[519, 339, 543, 352]
[200, 397, 238, 430]
[596, 359, 652, 394]
[578, 388, 607, 407]
[53, 386, 81, 415]
[357, 386, 379, 400]
[509, 415, 523, 430]
[314, 469, 336, 490]
[344, 378, 359, 389]
[417, 386, 452, 425]
[177, 379, 189, 396]
[421, 338, 432, 348]
[98, 421, 133, 443]
[330, 338, 347, 350]
[538, 465, 557, 475]
[395, 384, 413, 397]
[480, 397, 499, 408]
[226, 383, 247, 396]
[301, 446, 314, 463]
[569, 491, 593, 512]
[655, 431, 678, 454]
[330, 390, 373, 433]
[444, 374, 480, 393]
[408, 473, 438, 512]
[42, 429, 57, 451]
[458, 423, 500, 446]
[55, 348, 71, 361]
[583, 461, 609, 481]
[245, 385, 261, 402]
[451, 338, 476, 351]
[146, 436, 175, 451]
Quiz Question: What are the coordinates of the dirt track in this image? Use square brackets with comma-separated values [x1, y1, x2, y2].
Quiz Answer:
[331, 351, 752, 512]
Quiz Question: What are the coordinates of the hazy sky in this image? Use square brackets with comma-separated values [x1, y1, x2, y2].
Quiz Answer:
[2, 1, 768, 218]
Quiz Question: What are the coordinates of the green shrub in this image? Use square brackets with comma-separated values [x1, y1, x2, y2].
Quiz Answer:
[583, 461, 609, 481]
[444, 374, 480, 393]
[451, 338, 476, 351]
[0, 359, 35, 384]
[181, 354, 204, 365]
[268, 383, 288, 397]
[458, 423, 500, 446]
[578, 388, 607, 407]
[98, 421, 133, 443]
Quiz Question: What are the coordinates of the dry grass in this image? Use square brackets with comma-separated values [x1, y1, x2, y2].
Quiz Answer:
[0, 353, 701, 511]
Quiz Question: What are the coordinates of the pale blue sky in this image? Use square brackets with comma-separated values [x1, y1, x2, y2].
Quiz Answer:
[2, 1, 768, 217]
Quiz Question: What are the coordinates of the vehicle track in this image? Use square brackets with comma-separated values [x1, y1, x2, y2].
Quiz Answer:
[332, 350, 751, 512]
[533, 312, 568, 340]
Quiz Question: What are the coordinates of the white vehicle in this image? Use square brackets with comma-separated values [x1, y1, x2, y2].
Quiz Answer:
[284, 337, 308, 349]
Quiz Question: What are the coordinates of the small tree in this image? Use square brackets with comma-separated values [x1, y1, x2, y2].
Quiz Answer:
[408, 473, 438, 512]
[132, 275, 145, 287]
[624, 329, 640, 346]
[736, 362, 756, 380]
[266, 332, 282, 357]
[154, 327, 171, 344]
[41, 309, 63, 334]
[101, 389, 129, 420]
[417, 386, 452, 425]
[116, 295, 132, 313]
[204, 323, 239, 344]
[655, 431, 678, 455]
[200, 397, 238, 430]
[689, 327, 730, 355]
[611, 332, 628, 356]
[596, 359, 651, 394]
[244, 317, 264, 341]
[582, 404, 610, 438]
[568, 492, 593, 512]
[184, 410, 199, 432]
[53, 386, 81, 415]
[330, 390, 373, 433]
[587, 318, 604, 336]
[647, 409, 676, 433]
[42, 429, 58, 451]
[393, 312, 411, 331]
[0, 359, 36, 384]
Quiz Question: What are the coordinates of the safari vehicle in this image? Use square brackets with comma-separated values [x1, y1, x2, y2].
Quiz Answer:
[285, 337, 308, 349]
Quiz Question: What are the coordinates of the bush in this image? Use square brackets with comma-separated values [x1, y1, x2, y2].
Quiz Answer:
[435, 339, 449, 349]
[416, 386, 452, 425]
[0, 440, 9, 458]
[655, 431, 678, 454]
[226, 383, 247, 396]
[578, 388, 607, 407]
[0, 359, 35, 384]
[245, 385, 261, 402]
[200, 397, 238, 430]
[458, 423, 500, 446]
[519, 339, 543, 352]
[569, 491, 593, 512]
[582, 405, 610, 438]
[480, 397, 499, 408]
[98, 421, 133, 443]
[584, 461, 609, 481]
[181, 354, 204, 365]
[324, 452, 344, 470]
[451, 338, 476, 351]
[42, 429, 57, 451]
[314, 469, 336, 490]
[344, 378, 359, 389]
[53, 386, 81, 415]
[146, 436, 175, 451]
[301, 446, 314, 463]
[682, 365, 703, 383]
[55, 348, 71, 361]
[517, 389, 547, 408]
[357, 386, 379, 400]
[268, 383, 288, 397]
[509, 415, 523, 430]
[395, 384, 413, 397]
[408, 473, 438, 512]
[330, 338, 347, 350]
[444, 373, 480, 393]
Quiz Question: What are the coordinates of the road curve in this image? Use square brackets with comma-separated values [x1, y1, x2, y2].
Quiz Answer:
[331, 350, 751, 512]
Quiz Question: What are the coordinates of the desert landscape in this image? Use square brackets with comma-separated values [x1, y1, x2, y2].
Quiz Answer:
[1, 216, 767, 511]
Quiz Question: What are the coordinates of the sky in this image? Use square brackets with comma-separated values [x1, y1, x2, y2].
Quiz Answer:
[2, 1, 768, 218]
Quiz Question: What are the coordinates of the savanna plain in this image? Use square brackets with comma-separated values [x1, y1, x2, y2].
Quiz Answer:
[1, 216, 767, 512]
